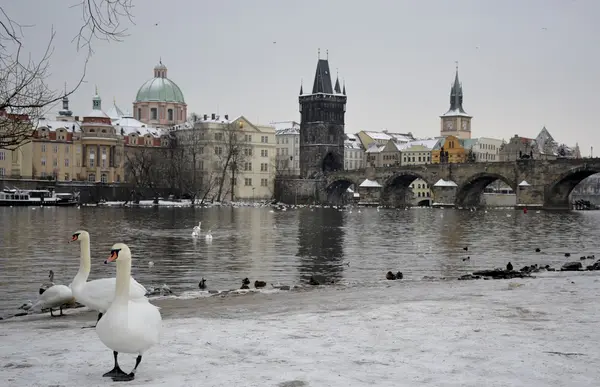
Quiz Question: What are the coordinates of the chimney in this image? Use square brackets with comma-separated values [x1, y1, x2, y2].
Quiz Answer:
[74, 116, 79, 121]
[203, 114, 208, 120]
[224, 114, 229, 120]
[211, 113, 216, 120]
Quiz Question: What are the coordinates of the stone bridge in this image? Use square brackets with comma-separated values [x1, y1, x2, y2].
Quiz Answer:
[317, 158, 600, 209]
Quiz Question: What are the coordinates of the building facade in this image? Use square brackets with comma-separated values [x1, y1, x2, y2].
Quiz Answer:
[273, 121, 300, 176]
[472, 137, 503, 162]
[175, 114, 276, 201]
[344, 133, 365, 170]
[299, 55, 347, 178]
[133, 61, 187, 128]
[440, 65, 472, 139]
[399, 139, 439, 204]
[432, 135, 476, 163]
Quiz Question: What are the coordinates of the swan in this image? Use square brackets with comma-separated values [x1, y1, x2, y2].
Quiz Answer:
[70, 230, 147, 327]
[96, 243, 162, 382]
[192, 221, 201, 237]
[205, 230, 213, 241]
[31, 284, 74, 317]
[39, 270, 55, 295]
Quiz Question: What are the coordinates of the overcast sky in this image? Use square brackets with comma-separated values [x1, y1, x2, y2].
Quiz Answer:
[5, 0, 599, 154]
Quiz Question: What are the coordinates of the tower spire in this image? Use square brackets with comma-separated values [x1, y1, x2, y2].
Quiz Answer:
[334, 68, 341, 94]
[300, 78, 303, 95]
[318, 48, 320, 59]
[343, 79, 346, 95]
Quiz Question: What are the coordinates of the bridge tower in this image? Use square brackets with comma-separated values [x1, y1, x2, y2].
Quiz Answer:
[299, 50, 347, 178]
[440, 62, 472, 139]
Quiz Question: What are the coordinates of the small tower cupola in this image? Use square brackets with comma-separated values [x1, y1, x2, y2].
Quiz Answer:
[92, 86, 102, 110]
[154, 59, 168, 78]
[58, 82, 72, 117]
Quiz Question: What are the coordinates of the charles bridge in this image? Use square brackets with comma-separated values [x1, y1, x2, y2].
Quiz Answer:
[274, 158, 600, 210]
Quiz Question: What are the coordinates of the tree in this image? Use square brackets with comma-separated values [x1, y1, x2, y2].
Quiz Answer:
[124, 146, 164, 203]
[0, 1, 134, 150]
[214, 123, 250, 202]
[466, 148, 476, 163]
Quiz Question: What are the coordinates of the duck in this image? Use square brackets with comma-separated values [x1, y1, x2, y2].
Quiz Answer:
[395, 271, 403, 280]
[506, 262, 514, 271]
[386, 271, 396, 280]
[240, 277, 250, 290]
[39, 270, 55, 295]
[69, 231, 147, 327]
[96, 243, 162, 382]
[30, 284, 74, 317]
[205, 230, 213, 241]
[254, 280, 266, 288]
[309, 276, 320, 286]
[198, 278, 206, 290]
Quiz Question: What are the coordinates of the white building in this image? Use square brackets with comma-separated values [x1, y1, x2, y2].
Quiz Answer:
[344, 133, 365, 170]
[472, 137, 503, 162]
[397, 139, 440, 205]
[273, 121, 300, 176]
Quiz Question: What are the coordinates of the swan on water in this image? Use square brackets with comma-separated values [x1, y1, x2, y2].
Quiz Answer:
[205, 229, 213, 241]
[39, 270, 55, 294]
[70, 231, 147, 327]
[192, 221, 201, 237]
[96, 243, 162, 382]
[31, 284, 74, 317]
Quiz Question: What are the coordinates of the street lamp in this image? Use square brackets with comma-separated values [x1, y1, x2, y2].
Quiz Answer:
[252, 187, 255, 202]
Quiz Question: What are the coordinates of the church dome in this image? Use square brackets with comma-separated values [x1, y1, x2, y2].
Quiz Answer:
[135, 61, 185, 104]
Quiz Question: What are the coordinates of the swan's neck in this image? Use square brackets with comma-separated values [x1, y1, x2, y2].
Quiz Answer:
[114, 259, 131, 304]
[72, 239, 91, 286]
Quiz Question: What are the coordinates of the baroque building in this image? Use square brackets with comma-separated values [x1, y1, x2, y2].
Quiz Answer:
[274, 121, 300, 176]
[299, 53, 347, 178]
[133, 61, 187, 128]
[440, 64, 472, 139]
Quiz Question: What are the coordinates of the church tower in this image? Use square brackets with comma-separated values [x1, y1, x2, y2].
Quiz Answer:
[299, 50, 347, 178]
[440, 63, 472, 139]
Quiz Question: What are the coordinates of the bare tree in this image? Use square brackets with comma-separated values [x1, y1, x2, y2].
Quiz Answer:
[0, 1, 134, 150]
[214, 123, 250, 202]
[171, 128, 209, 205]
[124, 146, 164, 202]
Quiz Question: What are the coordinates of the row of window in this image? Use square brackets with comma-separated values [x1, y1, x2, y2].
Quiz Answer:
[277, 147, 298, 156]
[243, 178, 270, 187]
[344, 160, 363, 170]
[276, 136, 297, 145]
[138, 107, 180, 122]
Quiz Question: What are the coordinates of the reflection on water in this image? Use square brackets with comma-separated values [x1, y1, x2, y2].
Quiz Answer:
[1, 206, 600, 315]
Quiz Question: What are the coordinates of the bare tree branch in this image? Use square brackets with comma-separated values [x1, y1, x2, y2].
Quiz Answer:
[0, 1, 134, 150]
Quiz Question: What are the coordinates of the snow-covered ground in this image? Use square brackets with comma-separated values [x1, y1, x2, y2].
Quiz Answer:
[2, 272, 600, 386]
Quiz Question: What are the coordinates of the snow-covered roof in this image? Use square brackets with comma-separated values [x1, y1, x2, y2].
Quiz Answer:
[107, 102, 125, 121]
[365, 143, 385, 153]
[345, 140, 363, 149]
[271, 121, 300, 133]
[440, 109, 472, 118]
[518, 180, 531, 187]
[85, 109, 110, 119]
[114, 116, 166, 137]
[433, 179, 458, 187]
[359, 179, 382, 188]
[363, 131, 392, 141]
[346, 187, 354, 193]
[396, 139, 440, 151]
[36, 118, 80, 131]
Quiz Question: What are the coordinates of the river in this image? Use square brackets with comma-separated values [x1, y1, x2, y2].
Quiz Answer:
[0, 205, 598, 315]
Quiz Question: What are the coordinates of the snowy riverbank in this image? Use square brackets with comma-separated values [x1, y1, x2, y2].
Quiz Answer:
[2, 272, 600, 386]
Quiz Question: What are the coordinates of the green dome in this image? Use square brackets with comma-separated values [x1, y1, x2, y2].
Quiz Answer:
[135, 77, 185, 104]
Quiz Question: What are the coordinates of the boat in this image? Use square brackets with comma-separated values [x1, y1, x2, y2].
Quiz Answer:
[0, 188, 79, 207]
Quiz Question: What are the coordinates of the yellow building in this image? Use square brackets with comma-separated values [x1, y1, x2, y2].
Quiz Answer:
[0, 141, 33, 179]
[431, 135, 476, 164]
[174, 114, 276, 201]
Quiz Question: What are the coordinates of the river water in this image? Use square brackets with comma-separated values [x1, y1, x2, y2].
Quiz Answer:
[0, 205, 598, 315]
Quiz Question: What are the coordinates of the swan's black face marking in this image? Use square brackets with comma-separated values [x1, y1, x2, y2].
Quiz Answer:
[105, 248, 122, 264]
[71, 233, 80, 242]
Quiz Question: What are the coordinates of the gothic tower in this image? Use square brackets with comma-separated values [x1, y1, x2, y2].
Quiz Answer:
[299, 51, 347, 178]
[440, 63, 472, 139]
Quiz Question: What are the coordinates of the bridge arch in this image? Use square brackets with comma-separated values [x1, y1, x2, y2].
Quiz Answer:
[381, 171, 431, 208]
[325, 178, 356, 205]
[455, 172, 516, 208]
[546, 166, 600, 209]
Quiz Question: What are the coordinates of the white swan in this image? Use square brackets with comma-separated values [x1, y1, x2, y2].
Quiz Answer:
[96, 243, 162, 382]
[31, 284, 74, 317]
[205, 229, 213, 241]
[192, 221, 201, 237]
[70, 230, 147, 326]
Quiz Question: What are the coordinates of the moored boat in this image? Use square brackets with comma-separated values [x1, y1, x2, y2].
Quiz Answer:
[0, 188, 79, 206]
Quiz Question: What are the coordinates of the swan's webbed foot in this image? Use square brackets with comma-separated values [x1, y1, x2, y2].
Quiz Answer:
[82, 312, 103, 329]
[111, 372, 135, 382]
[103, 351, 127, 378]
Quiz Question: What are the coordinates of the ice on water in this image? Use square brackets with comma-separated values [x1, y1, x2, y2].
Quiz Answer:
[1, 272, 600, 386]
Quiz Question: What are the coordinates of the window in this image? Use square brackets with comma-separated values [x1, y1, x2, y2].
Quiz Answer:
[199, 147, 204, 154]
[168, 109, 173, 121]
[100, 173, 108, 183]
[261, 135, 268, 143]
[41, 144, 46, 152]
[76, 146, 81, 154]
[244, 148, 252, 156]
[261, 178, 268, 186]
[0, 151, 4, 160]
[151, 108, 158, 120]
[244, 162, 252, 171]
[64, 173, 69, 181]
[41, 157, 46, 166]
[244, 178, 252, 186]
[88, 173, 96, 182]
[53, 158, 57, 167]
[214, 146, 223, 155]
[0, 167, 4, 176]
[245, 134, 252, 142]
[53, 145, 58, 153]
[215, 132, 223, 141]
[137, 108, 142, 120]
[260, 163, 268, 172]
[261, 149, 268, 157]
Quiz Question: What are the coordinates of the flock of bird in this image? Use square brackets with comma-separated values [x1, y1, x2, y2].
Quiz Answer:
[25, 231, 161, 382]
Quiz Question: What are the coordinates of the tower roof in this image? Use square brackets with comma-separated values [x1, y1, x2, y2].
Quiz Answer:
[312, 59, 334, 94]
[441, 63, 470, 117]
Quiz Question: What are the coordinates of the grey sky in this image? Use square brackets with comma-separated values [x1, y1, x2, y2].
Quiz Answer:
[6, 0, 599, 153]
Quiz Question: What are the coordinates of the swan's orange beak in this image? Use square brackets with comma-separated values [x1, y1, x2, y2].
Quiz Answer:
[105, 250, 118, 264]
